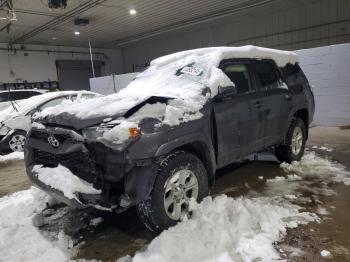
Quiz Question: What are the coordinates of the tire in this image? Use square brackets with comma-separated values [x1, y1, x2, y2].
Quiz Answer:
[8, 130, 27, 152]
[275, 117, 307, 163]
[136, 151, 209, 232]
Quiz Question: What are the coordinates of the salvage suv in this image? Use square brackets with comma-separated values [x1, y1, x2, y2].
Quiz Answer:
[25, 46, 314, 232]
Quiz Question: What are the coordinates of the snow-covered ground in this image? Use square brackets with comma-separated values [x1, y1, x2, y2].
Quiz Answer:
[131, 196, 316, 262]
[0, 152, 24, 162]
[0, 188, 71, 262]
[0, 151, 349, 262]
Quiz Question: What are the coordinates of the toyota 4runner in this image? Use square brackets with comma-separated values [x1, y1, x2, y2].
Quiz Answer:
[25, 46, 315, 232]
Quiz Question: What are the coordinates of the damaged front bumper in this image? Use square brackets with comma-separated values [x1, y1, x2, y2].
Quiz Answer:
[27, 167, 103, 209]
[25, 124, 128, 211]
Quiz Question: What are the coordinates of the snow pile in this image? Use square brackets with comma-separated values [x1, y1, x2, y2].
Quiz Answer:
[132, 195, 316, 262]
[266, 174, 302, 183]
[33, 164, 101, 201]
[320, 250, 332, 258]
[312, 145, 333, 152]
[89, 217, 103, 227]
[0, 152, 24, 162]
[280, 152, 350, 185]
[0, 187, 70, 262]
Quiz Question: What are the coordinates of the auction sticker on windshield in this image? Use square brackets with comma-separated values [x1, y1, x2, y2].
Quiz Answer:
[180, 66, 203, 76]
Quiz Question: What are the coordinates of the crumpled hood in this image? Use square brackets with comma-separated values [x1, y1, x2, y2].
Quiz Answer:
[36, 95, 172, 130]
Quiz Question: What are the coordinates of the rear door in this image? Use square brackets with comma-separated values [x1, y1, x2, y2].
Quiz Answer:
[213, 60, 265, 167]
[252, 60, 292, 146]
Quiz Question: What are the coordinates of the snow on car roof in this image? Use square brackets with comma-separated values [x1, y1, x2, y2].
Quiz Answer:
[151, 45, 299, 68]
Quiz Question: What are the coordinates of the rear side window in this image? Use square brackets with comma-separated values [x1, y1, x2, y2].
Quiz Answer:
[282, 64, 308, 86]
[254, 61, 279, 90]
[222, 64, 251, 94]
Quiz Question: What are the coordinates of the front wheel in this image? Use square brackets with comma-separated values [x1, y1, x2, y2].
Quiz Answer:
[8, 131, 27, 152]
[136, 151, 209, 232]
[275, 118, 307, 163]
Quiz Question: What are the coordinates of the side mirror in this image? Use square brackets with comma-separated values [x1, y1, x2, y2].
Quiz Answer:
[217, 85, 237, 100]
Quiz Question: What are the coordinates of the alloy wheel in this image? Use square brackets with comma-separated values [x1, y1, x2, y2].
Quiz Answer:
[163, 169, 199, 220]
[8, 134, 26, 152]
[291, 126, 303, 155]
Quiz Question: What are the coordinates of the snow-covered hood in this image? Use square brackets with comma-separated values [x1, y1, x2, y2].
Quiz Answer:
[37, 95, 175, 130]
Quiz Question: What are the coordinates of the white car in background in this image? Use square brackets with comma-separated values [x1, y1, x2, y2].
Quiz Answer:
[0, 89, 48, 112]
[0, 91, 101, 153]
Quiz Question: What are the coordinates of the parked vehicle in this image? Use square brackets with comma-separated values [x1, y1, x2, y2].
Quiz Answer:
[0, 89, 48, 112]
[0, 91, 100, 153]
[25, 46, 315, 232]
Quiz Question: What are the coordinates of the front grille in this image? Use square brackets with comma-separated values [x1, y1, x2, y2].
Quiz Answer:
[31, 130, 77, 144]
[34, 149, 96, 183]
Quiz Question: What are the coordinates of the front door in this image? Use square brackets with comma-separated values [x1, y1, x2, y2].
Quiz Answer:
[213, 61, 265, 168]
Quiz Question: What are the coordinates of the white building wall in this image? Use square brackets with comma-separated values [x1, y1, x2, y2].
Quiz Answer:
[0, 43, 124, 83]
[296, 43, 350, 126]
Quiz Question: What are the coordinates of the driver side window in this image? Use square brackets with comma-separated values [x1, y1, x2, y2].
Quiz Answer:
[222, 64, 251, 95]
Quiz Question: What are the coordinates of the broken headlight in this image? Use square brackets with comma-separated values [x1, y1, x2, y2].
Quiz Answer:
[82, 121, 140, 144]
[82, 125, 111, 141]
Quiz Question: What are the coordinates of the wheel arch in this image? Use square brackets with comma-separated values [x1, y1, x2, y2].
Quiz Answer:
[156, 135, 216, 186]
[293, 108, 309, 139]
[284, 107, 309, 141]
[173, 141, 216, 188]
[126, 134, 216, 204]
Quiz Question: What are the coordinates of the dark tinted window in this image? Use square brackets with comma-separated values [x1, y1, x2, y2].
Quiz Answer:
[0, 93, 10, 102]
[282, 64, 308, 86]
[254, 61, 279, 89]
[0, 91, 42, 101]
[9, 91, 27, 100]
[222, 64, 251, 94]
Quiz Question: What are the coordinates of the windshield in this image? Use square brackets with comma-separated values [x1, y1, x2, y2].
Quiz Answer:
[121, 61, 211, 102]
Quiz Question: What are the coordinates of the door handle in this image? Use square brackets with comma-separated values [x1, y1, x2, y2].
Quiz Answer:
[284, 94, 292, 101]
[253, 101, 263, 109]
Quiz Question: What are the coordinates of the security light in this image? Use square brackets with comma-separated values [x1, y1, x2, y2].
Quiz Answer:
[129, 8, 137, 15]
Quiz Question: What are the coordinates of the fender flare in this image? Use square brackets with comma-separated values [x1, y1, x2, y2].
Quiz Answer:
[125, 133, 216, 203]
[283, 105, 309, 140]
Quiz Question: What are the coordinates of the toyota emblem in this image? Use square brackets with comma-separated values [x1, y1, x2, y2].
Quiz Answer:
[48, 135, 60, 148]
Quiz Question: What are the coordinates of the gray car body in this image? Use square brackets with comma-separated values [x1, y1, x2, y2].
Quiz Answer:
[25, 57, 315, 212]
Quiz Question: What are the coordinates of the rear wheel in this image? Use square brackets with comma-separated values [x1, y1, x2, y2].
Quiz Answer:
[8, 131, 26, 152]
[136, 151, 208, 232]
[275, 118, 306, 163]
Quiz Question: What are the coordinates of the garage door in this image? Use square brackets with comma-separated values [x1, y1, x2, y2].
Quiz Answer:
[56, 60, 103, 91]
